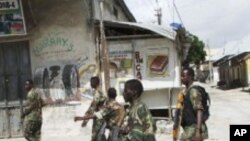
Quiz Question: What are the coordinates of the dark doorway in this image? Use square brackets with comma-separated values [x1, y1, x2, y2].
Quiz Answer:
[0, 41, 31, 138]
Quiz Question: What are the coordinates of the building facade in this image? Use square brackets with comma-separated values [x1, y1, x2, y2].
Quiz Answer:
[0, 0, 185, 138]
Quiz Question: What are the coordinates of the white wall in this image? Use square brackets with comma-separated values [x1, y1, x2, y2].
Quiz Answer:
[28, 0, 136, 101]
[108, 37, 181, 107]
[134, 38, 181, 88]
[213, 67, 219, 83]
[29, 0, 98, 100]
[30, 0, 95, 68]
[108, 38, 181, 89]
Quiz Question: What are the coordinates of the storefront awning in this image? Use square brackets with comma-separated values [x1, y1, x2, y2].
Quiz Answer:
[96, 20, 176, 40]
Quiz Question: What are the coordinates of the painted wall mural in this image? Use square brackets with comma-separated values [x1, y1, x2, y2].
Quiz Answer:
[32, 31, 74, 57]
[33, 59, 97, 104]
[34, 64, 79, 104]
[34, 55, 97, 103]
[75, 54, 97, 95]
[31, 29, 99, 104]
[146, 47, 169, 77]
[109, 46, 133, 78]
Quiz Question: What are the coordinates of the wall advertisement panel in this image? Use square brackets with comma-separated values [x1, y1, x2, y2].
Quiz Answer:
[109, 45, 133, 79]
[146, 47, 169, 78]
[0, 0, 26, 37]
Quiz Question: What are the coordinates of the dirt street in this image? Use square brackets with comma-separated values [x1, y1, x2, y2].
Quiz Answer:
[202, 83, 250, 141]
[1, 83, 250, 141]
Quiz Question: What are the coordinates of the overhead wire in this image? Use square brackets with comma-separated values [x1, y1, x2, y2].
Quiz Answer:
[156, 0, 173, 25]
[165, 0, 174, 24]
[146, 0, 158, 17]
[173, 0, 185, 28]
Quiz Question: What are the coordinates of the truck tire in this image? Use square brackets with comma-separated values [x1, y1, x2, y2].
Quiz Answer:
[33, 68, 50, 98]
[62, 65, 79, 96]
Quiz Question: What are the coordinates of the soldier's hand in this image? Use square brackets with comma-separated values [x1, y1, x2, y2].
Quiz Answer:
[81, 120, 88, 127]
[120, 127, 128, 134]
[74, 116, 83, 122]
[193, 130, 202, 141]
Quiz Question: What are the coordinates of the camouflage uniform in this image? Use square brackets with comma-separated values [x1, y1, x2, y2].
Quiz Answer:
[180, 84, 208, 141]
[23, 88, 43, 141]
[95, 99, 126, 127]
[95, 99, 126, 141]
[121, 99, 156, 141]
[84, 88, 106, 141]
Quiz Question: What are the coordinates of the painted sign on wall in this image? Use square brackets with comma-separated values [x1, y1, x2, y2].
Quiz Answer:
[0, 0, 26, 36]
[33, 31, 74, 57]
[135, 51, 143, 79]
[0, 0, 19, 10]
[109, 45, 133, 78]
[146, 47, 169, 77]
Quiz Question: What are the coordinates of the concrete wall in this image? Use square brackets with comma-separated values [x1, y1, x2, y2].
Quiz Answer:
[93, 0, 130, 21]
[30, 0, 95, 66]
[28, 0, 135, 102]
[213, 67, 219, 83]
[29, 0, 97, 101]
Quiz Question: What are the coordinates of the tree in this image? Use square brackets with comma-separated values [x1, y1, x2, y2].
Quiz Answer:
[186, 35, 207, 65]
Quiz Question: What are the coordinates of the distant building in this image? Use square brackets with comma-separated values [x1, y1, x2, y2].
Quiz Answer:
[215, 52, 250, 88]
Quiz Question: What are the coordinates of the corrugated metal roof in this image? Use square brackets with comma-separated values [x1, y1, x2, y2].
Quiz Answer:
[103, 20, 176, 40]
[230, 51, 250, 60]
[213, 55, 234, 66]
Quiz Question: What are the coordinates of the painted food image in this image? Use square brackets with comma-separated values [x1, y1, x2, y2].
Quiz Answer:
[149, 55, 168, 75]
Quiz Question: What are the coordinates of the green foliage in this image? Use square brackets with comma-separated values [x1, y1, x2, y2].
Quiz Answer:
[186, 35, 207, 64]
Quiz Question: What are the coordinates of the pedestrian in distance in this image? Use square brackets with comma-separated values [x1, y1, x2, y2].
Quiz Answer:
[120, 79, 156, 141]
[22, 79, 46, 141]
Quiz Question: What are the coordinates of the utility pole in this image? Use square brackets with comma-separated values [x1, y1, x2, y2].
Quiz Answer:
[155, 0, 162, 25]
[223, 38, 226, 56]
[237, 40, 242, 55]
[99, 0, 110, 92]
[207, 40, 213, 84]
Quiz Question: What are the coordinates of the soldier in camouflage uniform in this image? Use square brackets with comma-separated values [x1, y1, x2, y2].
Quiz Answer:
[22, 79, 45, 141]
[75, 87, 126, 141]
[79, 76, 107, 141]
[121, 79, 156, 141]
[94, 87, 126, 140]
[180, 67, 208, 141]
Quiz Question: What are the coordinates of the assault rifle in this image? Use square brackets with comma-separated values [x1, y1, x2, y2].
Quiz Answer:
[110, 126, 120, 141]
[96, 122, 107, 141]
